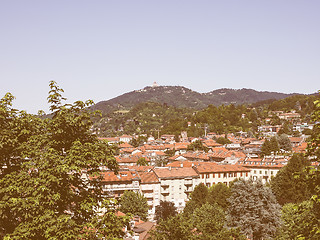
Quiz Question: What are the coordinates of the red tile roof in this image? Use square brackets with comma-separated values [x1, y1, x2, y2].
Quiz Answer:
[153, 167, 198, 179]
[193, 162, 250, 173]
[99, 170, 140, 182]
[138, 172, 159, 184]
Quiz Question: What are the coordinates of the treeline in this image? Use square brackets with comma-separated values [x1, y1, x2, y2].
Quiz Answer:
[93, 93, 316, 138]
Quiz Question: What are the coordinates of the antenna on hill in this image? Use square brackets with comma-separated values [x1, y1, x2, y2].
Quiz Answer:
[152, 82, 159, 87]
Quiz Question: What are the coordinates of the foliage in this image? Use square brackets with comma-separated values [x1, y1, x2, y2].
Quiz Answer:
[137, 157, 149, 166]
[270, 154, 311, 205]
[207, 183, 231, 210]
[183, 183, 208, 216]
[192, 203, 245, 240]
[129, 135, 147, 147]
[227, 179, 281, 240]
[276, 201, 320, 240]
[154, 200, 177, 223]
[149, 214, 192, 240]
[0, 81, 128, 239]
[307, 92, 320, 160]
[187, 140, 208, 152]
[215, 136, 232, 145]
[260, 136, 280, 156]
[150, 203, 246, 240]
[276, 134, 292, 151]
[119, 190, 148, 221]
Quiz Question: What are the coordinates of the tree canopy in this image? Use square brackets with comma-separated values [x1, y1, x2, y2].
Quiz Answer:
[119, 190, 148, 221]
[0, 81, 128, 239]
[227, 179, 281, 240]
[271, 154, 311, 205]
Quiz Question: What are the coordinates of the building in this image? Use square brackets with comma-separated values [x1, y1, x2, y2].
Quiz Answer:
[192, 162, 250, 187]
[153, 167, 200, 211]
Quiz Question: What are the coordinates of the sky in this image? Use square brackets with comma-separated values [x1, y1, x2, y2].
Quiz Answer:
[1, 0, 319, 114]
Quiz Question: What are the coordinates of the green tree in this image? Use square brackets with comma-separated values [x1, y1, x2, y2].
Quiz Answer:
[149, 214, 192, 240]
[307, 92, 320, 160]
[183, 183, 208, 216]
[216, 136, 232, 145]
[192, 203, 245, 240]
[227, 179, 281, 240]
[276, 201, 319, 240]
[207, 183, 231, 210]
[0, 82, 128, 239]
[277, 92, 320, 239]
[260, 139, 271, 156]
[119, 190, 148, 221]
[276, 134, 292, 151]
[154, 200, 177, 223]
[137, 157, 149, 166]
[271, 154, 311, 205]
[270, 136, 280, 153]
[187, 140, 208, 152]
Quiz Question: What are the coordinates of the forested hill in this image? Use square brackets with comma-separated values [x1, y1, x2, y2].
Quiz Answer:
[92, 86, 297, 113]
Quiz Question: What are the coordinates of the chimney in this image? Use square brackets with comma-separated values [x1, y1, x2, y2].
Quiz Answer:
[180, 162, 183, 168]
[169, 166, 171, 171]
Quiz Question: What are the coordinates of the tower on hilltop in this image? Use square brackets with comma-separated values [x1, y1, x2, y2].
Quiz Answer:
[152, 82, 159, 87]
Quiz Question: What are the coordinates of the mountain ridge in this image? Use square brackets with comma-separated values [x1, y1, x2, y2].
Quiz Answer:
[92, 85, 301, 114]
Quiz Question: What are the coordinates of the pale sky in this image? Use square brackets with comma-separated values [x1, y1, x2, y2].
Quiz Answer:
[1, 0, 319, 113]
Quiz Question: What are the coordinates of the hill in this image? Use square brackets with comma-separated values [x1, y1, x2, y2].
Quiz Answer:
[92, 85, 298, 114]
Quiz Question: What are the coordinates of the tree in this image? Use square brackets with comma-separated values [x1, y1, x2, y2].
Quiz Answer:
[307, 91, 320, 160]
[276, 201, 319, 240]
[183, 183, 208, 216]
[137, 157, 149, 166]
[0, 81, 128, 239]
[270, 154, 311, 205]
[260, 139, 271, 156]
[276, 134, 292, 151]
[149, 214, 192, 240]
[207, 183, 231, 210]
[227, 179, 281, 240]
[154, 200, 177, 223]
[277, 92, 320, 239]
[187, 140, 208, 152]
[150, 203, 245, 240]
[192, 203, 245, 240]
[216, 136, 232, 145]
[119, 190, 148, 221]
[269, 136, 280, 153]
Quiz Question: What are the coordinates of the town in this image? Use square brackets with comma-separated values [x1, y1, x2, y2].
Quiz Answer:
[85, 107, 316, 239]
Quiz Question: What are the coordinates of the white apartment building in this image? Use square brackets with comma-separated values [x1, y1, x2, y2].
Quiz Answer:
[138, 171, 161, 220]
[153, 167, 200, 212]
[238, 158, 287, 184]
[192, 162, 250, 187]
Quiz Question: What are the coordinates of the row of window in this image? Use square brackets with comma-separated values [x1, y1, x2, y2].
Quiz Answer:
[253, 170, 274, 175]
[201, 172, 248, 179]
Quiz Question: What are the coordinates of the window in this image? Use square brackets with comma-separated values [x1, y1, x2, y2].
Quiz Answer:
[240, 172, 243, 177]
[271, 171, 274, 175]
[246, 172, 248, 177]
[206, 183, 210, 187]
[218, 173, 221, 178]
[265, 171, 267, 175]
[254, 170, 257, 174]
[206, 174, 209, 178]
[259, 171, 262, 175]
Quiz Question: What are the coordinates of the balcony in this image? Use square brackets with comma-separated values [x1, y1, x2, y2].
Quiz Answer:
[161, 189, 169, 195]
[184, 179, 193, 186]
[184, 188, 193, 193]
[161, 181, 169, 187]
